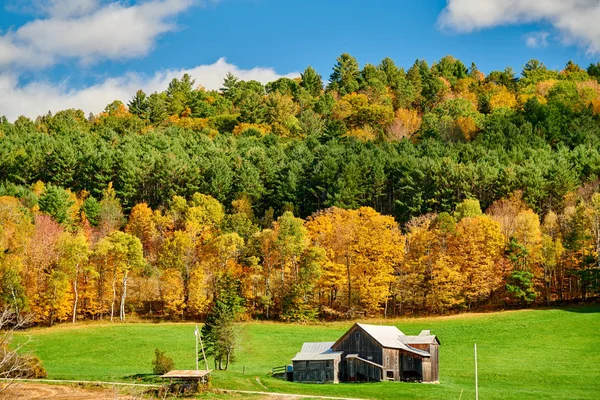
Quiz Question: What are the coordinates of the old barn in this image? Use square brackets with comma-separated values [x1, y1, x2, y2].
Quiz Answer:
[291, 323, 439, 383]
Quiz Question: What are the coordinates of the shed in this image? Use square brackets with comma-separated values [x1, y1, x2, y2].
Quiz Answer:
[161, 370, 211, 394]
[291, 342, 343, 383]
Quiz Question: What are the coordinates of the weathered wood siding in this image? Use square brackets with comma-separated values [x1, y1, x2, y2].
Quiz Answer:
[404, 342, 439, 383]
[399, 351, 424, 381]
[332, 325, 383, 365]
[430, 343, 439, 382]
[382, 348, 401, 381]
[292, 360, 339, 383]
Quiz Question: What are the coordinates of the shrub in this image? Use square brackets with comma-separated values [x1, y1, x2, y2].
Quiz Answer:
[152, 348, 174, 375]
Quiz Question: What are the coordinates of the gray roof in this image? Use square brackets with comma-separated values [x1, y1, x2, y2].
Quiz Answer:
[292, 342, 343, 362]
[356, 323, 431, 357]
[402, 335, 439, 345]
[300, 342, 336, 353]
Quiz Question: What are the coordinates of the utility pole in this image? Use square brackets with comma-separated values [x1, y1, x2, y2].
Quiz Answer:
[474, 343, 479, 400]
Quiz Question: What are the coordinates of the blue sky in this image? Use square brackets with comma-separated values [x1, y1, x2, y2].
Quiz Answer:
[0, 0, 599, 120]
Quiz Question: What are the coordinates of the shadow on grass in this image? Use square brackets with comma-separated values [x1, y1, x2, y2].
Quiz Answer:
[547, 300, 600, 313]
[123, 373, 162, 384]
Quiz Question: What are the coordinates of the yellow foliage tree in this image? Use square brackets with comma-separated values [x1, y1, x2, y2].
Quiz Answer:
[449, 215, 504, 308]
[306, 207, 403, 316]
[489, 85, 517, 111]
[386, 108, 422, 140]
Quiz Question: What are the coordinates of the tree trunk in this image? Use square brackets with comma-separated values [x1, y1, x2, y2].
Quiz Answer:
[120, 270, 129, 321]
[346, 257, 352, 310]
[72, 267, 79, 324]
[265, 259, 271, 320]
[110, 273, 117, 322]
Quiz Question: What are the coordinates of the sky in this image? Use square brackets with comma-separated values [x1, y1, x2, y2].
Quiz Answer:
[1, 0, 600, 121]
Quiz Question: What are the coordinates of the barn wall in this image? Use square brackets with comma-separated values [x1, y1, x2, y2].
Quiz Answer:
[332, 325, 383, 365]
[382, 348, 401, 381]
[292, 360, 339, 383]
[399, 351, 424, 381]
[407, 342, 439, 383]
[430, 343, 439, 382]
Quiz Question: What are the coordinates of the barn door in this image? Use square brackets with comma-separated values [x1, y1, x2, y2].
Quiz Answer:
[348, 359, 356, 381]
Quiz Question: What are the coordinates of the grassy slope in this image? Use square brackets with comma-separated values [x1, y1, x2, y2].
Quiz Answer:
[16, 306, 600, 400]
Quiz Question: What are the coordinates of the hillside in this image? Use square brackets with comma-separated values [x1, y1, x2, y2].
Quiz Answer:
[1, 56, 600, 324]
[16, 306, 600, 400]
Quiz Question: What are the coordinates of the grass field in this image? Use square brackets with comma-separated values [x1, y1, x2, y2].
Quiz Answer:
[15, 305, 600, 400]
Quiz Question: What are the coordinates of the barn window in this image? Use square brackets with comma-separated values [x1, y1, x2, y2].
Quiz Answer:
[387, 371, 394, 379]
[386, 356, 390, 367]
[407, 356, 414, 370]
[354, 331, 359, 341]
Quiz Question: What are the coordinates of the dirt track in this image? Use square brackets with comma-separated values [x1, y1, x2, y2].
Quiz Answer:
[0, 383, 139, 399]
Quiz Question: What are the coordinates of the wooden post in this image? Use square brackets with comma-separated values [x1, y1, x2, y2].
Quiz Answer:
[199, 328, 209, 372]
[194, 325, 199, 371]
[474, 343, 479, 400]
[243, 366, 246, 375]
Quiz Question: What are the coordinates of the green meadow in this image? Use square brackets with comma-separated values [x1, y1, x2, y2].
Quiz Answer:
[15, 306, 600, 399]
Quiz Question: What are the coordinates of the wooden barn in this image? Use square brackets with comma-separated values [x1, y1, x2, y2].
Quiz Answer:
[291, 323, 439, 384]
[291, 342, 343, 383]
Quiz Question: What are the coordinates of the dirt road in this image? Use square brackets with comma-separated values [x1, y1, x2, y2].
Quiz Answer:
[0, 383, 139, 399]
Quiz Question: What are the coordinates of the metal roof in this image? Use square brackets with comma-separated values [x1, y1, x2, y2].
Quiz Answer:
[300, 342, 336, 353]
[356, 324, 405, 347]
[161, 370, 211, 378]
[292, 341, 343, 362]
[356, 323, 431, 357]
[402, 335, 439, 345]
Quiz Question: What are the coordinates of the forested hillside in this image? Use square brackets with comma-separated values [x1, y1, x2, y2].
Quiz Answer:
[1, 54, 600, 324]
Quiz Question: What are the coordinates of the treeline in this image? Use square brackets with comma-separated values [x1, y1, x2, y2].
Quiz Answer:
[0, 186, 598, 324]
[1, 54, 600, 322]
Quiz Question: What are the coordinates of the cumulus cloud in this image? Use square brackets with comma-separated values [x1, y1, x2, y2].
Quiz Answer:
[0, 0, 198, 67]
[39, 0, 101, 18]
[525, 31, 550, 48]
[438, 0, 600, 53]
[0, 58, 300, 121]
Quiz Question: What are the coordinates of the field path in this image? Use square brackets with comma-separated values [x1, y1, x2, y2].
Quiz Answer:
[0, 383, 139, 399]
[1, 379, 367, 400]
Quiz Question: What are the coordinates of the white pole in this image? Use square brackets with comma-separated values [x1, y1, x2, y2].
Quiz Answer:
[195, 325, 199, 371]
[474, 343, 479, 400]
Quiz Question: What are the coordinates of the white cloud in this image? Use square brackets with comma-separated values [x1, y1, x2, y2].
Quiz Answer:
[438, 0, 600, 53]
[0, 58, 300, 121]
[525, 31, 550, 48]
[0, 0, 198, 68]
[40, 0, 101, 18]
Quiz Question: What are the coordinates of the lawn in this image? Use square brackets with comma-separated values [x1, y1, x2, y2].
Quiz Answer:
[15, 305, 600, 400]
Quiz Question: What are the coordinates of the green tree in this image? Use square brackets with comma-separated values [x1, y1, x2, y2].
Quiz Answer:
[38, 185, 74, 225]
[329, 53, 360, 96]
[300, 66, 323, 97]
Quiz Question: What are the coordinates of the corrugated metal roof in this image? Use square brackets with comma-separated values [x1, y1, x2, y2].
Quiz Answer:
[292, 351, 343, 361]
[356, 323, 431, 357]
[357, 324, 405, 347]
[292, 341, 343, 362]
[300, 342, 336, 353]
[402, 335, 438, 345]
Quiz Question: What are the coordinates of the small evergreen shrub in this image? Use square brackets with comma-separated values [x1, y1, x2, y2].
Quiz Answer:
[152, 348, 174, 375]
